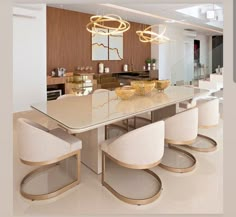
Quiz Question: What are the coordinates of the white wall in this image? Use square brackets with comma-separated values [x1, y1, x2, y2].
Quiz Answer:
[195, 34, 210, 67]
[159, 26, 194, 84]
[158, 26, 211, 84]
[224, 0, 236, 213]
[195, 34, 211, 75]
[184, 39, 194, 83]
[151, 26, 159, 70]
[0, 1, 13, 216]
[13, 4, 47, 112]
[208, 36, 213, 74]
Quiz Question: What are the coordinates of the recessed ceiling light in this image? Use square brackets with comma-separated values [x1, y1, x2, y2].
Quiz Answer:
[206, 10, 216, 20]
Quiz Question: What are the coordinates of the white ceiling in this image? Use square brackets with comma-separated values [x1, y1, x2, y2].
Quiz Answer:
[14, 0, 224, 36]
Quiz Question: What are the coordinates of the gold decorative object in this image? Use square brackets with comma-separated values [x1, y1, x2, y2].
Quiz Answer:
[155, 80, 170, 92]
[86, 14, 130, 35]
[115, 86, 136, 100]
[136, 25, 170, 44]
[130, 80, 155, 96]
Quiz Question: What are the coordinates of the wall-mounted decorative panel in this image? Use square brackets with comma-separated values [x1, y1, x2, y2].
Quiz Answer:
[47, 7, 150, 74]
[92, 29, 123, 61]
[92, 28, 108, 60]
[109, 33, 123, 60]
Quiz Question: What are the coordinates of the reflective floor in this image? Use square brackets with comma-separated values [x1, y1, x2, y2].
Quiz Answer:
[13, 107, 223, 216]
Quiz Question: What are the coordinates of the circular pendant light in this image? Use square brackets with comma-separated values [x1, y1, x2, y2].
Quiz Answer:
[136, 25, 170, 44]
[86, 14, 130, 35]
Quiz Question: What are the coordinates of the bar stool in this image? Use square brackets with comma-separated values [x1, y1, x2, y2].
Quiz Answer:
[160, 108, 198, 173]
[101, 120, 165, 205]
[17, 118, 82, 200]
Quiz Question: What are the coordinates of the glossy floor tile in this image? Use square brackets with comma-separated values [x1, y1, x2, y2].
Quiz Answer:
[13, 108, 223, 216]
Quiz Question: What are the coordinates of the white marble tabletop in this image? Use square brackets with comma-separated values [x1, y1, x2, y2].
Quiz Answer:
[32, 86, 208, 133]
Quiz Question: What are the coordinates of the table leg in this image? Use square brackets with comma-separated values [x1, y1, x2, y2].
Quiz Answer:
[77, 126, 105, 174]
[151, 104, 177, 122]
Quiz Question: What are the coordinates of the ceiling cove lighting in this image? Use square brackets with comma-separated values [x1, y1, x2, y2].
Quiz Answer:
[136, 25, 170, 44]
[86, 14, 130, 35]
[102, 4, 223, 35]
[165, 20, 176, 23]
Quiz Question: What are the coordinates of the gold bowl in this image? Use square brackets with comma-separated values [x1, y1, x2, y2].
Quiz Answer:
[130, 80, 155, 96]
[155, 80, 170, 92]
[115, 86, 136, 100]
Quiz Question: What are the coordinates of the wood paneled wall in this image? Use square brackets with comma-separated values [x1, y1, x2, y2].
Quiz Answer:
[47, 7, 151, 75]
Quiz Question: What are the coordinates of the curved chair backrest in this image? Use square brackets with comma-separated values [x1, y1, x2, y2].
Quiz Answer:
[93, 89, 109, 94]
[198, 98, 219, 127]
[198, 80, 221, 93]
[165, 107, 198, 143]
[17, 118, 72, 163]
[105, 120, 165, 166]
[57, 94, 77, 100]
[210, 74, 223, 89]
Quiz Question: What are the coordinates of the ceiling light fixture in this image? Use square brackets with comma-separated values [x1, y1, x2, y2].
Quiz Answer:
[102, 3, 223, 35]
[136, 25, 170, 44]
[86, 14, 130, 35]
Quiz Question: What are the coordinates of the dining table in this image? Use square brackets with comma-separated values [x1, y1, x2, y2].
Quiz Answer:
[31, 86, 209, 174]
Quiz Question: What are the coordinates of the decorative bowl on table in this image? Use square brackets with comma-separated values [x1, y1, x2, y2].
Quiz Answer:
[154, 80, 170, 92]
[130, 80, 155, 96]
[115, 86, 136, 100]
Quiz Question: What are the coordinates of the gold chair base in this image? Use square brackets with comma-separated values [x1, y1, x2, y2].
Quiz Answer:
[102, 152, 162, 205]
[159, 145, 197, 173]
[184, 134, 217, 152]
[20, 152, 80, 201]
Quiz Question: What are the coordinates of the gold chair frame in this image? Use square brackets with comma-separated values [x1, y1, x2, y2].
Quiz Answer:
[184, 134, 217, 152]
[20, 150, 81, 201]
[102, 151, 162, 205]
[159, 139, 197, 173]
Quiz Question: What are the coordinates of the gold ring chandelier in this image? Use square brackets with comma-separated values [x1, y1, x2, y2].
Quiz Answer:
[86, 14, 130, 35]
[136, 25, 170, 44]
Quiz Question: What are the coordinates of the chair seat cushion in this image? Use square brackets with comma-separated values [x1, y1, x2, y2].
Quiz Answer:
[50, 128, 82, 151]
[100, 137, 117, 152]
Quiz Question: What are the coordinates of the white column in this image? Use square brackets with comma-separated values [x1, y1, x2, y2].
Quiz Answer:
[78, 127, 105, 174]
[13, 5, 47, 112]
[224, 0, 235, 214]
[0, 0, 13, 216]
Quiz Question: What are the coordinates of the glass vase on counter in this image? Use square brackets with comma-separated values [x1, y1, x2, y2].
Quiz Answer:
[98, 63, 104, 73]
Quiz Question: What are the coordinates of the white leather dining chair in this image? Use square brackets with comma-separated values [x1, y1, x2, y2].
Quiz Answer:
[198, 79, 221, 94]
[188, 97, 219, 152]
[100, 120, 164, 205]
[179, 97, 219, 152]
[198, 98, 219, 128]
[160, 108, 198, 173]
[17, 118, 82, 200]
